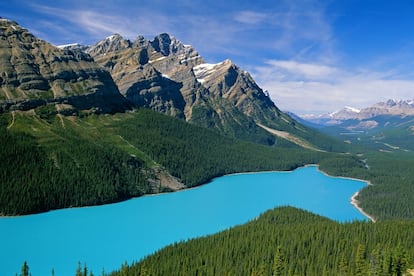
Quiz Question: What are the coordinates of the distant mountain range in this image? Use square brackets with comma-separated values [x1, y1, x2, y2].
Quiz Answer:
[301, 99, 414, 126]
[298, 99, 414, 151]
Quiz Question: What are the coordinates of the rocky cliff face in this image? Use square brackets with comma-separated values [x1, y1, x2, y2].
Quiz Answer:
[0, 19, 128, 113]
[88, 33, 301, 144]
[87, 33, 206, 119]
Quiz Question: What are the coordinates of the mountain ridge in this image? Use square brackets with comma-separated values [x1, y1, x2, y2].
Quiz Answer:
[298, 99, 414, 152]
[302, 99, 414, 125]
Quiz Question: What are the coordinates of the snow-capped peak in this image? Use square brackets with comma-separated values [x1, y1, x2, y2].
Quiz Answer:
[106, 34, 122, 41]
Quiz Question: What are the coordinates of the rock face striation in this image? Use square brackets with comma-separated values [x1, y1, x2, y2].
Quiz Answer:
[0, 19, 128, 113]
[87, 33, 300, 144]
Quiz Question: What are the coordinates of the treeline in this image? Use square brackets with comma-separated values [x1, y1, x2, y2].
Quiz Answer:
[0, 114, 150, 215]
[109, 207, 414, 276]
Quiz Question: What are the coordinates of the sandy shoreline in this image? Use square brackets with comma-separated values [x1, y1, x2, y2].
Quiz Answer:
[351, 191, 376, 222]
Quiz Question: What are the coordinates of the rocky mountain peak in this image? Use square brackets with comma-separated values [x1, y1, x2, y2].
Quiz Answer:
[374, 99, 414, 109]
[86, 33, 131, 56]
[0, 17, 20, 31]
[132, 35, 148, 48]
[150, 33, 186, 56]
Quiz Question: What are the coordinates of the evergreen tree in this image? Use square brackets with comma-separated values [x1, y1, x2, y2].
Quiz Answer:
[272, 246, 285, 276]
[20, 261, 30, 276]
[338, 255, 348, 276]
[355, 244, 367, 276]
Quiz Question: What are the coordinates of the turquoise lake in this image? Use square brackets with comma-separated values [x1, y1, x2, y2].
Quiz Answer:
[0, 166, 368, 275]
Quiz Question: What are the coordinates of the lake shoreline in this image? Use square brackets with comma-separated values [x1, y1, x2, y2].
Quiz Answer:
[309, 164, 375, 223]
[351, 191, 376, 222]
[0, 164, 374, 222]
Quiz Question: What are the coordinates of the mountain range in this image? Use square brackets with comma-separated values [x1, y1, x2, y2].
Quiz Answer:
[298, 99, 414, 152]
[82, 32, 314, 146]
[0, 18, 339, 150]
[301, 99, 414, 126]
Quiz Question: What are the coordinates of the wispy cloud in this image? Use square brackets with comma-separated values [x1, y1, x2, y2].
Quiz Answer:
[260, 60, 338, 80]
[31, 4, 174, 42]
[234, 11, 269, 25]
[29, 2, 244, 58]
[28, 1, 336, 61]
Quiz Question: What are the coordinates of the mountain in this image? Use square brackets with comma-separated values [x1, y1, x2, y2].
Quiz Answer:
[300, 99, 414, 151]
[303, 99, 414, 125]
[86, 33, 340, 149]
[0, 18, 128, 114]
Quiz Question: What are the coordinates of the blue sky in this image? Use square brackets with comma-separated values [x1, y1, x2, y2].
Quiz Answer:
[2, 0, 414, 114]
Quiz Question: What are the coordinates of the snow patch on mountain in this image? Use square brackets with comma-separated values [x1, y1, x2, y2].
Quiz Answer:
[344, 106, 361, 113]
[193, 60, 229, 84]
[57, 43, 83, 49]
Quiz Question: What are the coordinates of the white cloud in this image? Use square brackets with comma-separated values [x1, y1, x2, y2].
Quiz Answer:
[251, 60, 414, 114]
[262, 60, 338, 80]
[31, 4, 175, 43]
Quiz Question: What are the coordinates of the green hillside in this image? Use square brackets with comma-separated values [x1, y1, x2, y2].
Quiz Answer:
[0, 108, 326, 215]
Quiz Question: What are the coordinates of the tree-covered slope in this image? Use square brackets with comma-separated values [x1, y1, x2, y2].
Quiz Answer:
[1, 107, 413, 220]
[111, 109, 324, 186]
[0, 108, 325, 215]
[319, 150, 414, 220]
[109, 207, 414, 276]
[0, 112, 150, 215]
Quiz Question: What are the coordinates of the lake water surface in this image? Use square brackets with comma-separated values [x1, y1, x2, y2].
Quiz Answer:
[0, 166, 368, 275]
